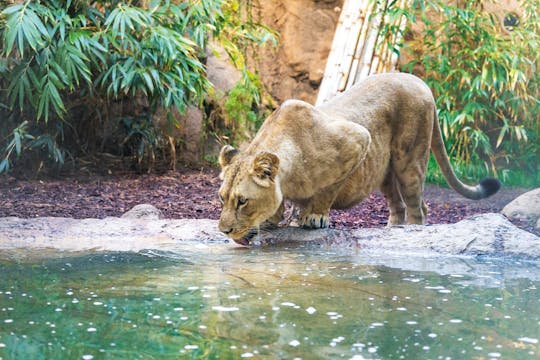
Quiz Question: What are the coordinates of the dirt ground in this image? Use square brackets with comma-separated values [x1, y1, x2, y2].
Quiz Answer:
[0, 166, 535, 234]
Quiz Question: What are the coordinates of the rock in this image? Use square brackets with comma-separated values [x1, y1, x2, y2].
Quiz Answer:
[253, 213, 540, 260]
[0, 217, 222, 253]
[153, 105, 203, 164]
[254, 0, 342, 103]
[180, 107, 204, 164]
[206, 43, 242, 96]
[501, 188, 540, 223]
[121, 204, 164, 220]
[0, 213, 538, 260]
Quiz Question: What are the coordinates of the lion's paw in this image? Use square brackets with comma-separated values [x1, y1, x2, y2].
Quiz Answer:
[299, 213, 329, 229]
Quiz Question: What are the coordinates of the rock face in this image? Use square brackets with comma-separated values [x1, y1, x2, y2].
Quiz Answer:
[0, 207, 538, 260]
[501, 188, 540, 228]
[254, 0, 343, 104]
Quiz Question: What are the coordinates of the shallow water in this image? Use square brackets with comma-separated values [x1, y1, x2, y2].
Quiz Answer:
[0, 246, 539, 359]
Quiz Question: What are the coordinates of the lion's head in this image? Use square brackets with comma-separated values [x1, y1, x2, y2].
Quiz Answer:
[217, 145, 283, 245]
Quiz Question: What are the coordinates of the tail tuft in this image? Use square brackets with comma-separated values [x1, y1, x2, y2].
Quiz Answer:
[480, 177, 501, 198]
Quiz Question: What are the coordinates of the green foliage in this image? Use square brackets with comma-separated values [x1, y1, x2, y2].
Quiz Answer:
[207, 1, 277, 148]
[0, 0, 275, 174]
[1, 1, 210, 119]
[377, 0, 540, 186]
[218, 0, 277, 69]
[223, 71, 265, 138]
[202, 70, 271, 156]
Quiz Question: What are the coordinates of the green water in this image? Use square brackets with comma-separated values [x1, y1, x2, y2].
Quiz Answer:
[0, 247, 539, 359]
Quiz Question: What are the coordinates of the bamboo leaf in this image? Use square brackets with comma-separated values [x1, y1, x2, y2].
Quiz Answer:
[141, 71, 154, 94]
[0, 160, 10, 174]
[14, 131, 21, 155]
[1, 4, 23, 16]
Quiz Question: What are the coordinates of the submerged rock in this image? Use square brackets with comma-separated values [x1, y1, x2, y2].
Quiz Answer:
[0, 211, 538, 260]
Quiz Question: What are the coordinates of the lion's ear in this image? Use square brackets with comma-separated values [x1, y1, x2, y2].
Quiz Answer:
[219, 145, 239, 168]
[251, 151, 279, 188]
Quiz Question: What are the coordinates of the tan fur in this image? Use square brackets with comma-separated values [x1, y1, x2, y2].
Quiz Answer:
[218, 73, 499, 243]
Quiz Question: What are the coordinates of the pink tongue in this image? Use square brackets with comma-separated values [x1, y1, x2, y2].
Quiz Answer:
[233, 237, 249, 246]
[233, 237, 250, 246]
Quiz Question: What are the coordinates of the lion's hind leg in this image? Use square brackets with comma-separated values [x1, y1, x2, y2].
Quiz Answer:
[381, 172, 406, 226]
[394, 160, 429, 225]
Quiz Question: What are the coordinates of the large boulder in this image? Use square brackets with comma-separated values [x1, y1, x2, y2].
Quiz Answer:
[501, 188, 540, 226]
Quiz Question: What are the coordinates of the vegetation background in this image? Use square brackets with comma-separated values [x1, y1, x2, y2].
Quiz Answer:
[388, 0, 540, 187]
[1, 0, 538, 187]
[0, 0, 276, 174]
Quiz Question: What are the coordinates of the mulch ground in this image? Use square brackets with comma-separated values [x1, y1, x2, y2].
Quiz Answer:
[0, 166, 535, 234]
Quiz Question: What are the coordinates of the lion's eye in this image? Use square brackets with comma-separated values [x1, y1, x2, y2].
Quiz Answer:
[237, 196, 248, 207]
[218, 194, 224, 204]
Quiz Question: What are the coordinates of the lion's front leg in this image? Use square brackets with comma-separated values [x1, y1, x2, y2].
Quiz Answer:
[299, 204, 330, 229]
[298, 183, 343, 229]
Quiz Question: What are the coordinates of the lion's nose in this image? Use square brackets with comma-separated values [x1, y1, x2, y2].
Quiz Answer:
[219, 222, 233, 234]
[219, 216, 235, 235]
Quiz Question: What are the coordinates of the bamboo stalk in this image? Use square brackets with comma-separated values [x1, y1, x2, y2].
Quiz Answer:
[337, 0, 371, 91]
[373, 37, 388, 74]
[317, 0, 412, 104]
[336, 6, 359, 91]
[345, 0, 374, 89]
[383, 0, 405, 72]
[370, 0, 392, 75]
[390, 0, 411, 71]
[317, 0, 355, 105]
[357, 0, 387, 81]
[376, 0, 406, 74]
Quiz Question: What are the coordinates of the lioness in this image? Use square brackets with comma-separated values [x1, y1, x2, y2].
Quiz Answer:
[218, 73, 500, 245]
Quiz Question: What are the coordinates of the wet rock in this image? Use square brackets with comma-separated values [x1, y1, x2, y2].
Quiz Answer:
[0, 217, 223, 253]
[357, 213, 540, 260]
[0, 213, 538, 260]
[255, 213, 540, 260]
[501, 188, 540, 224]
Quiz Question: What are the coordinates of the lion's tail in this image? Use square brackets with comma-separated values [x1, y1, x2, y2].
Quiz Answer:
[431, 108, 500, 200]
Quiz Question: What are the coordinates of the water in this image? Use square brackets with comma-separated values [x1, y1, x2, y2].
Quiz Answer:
[0, 246, 539, 359]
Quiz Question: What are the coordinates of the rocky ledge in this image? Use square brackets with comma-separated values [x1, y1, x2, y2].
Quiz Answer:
[0, 205, 539, 261]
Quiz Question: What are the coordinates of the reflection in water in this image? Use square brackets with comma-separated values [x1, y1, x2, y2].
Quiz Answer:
[0, 247, 539, 359]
